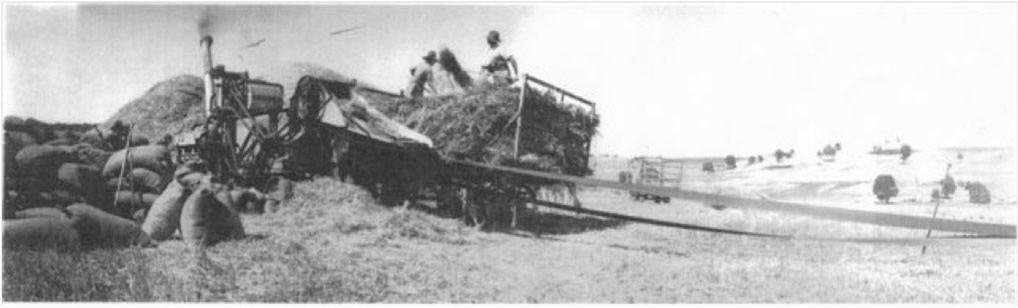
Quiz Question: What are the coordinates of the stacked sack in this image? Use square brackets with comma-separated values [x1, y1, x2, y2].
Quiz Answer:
[4, 204, 154, 252]
[3, 117, 161, 252]
[141, 162, 249, 247]
[102, 145, 173, 220]
[4, 116, 119, 212]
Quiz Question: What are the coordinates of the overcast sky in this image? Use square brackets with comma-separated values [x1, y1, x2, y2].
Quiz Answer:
[3, 3, 1016, 157]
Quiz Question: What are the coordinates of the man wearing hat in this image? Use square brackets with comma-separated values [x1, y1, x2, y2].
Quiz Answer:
[107, 120, 130, 150]
[405, 50, 438, 98]
[482, 30, 518, 84]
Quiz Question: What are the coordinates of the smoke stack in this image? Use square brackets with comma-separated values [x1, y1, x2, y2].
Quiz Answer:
[200, 35, 214, 73]
[200, 36, 214, 116]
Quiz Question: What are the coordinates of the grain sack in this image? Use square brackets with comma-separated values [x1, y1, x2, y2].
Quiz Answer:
[39, 190, 82, 207]
[231, 188, 266, 214]
[5, 131, 38, 152]
[114, 191, 159, 210]
[57, 163, 105, 200]
[16, 145, 77, 177]
[228, 189, 250, 213]
[107, 177, 133, 192]
[133, 208, 147, 224]
[79, 130, 109, 150]
[66, 203, 154, 249]
[141, 181, 191, 241]
[173, 161, 209, 188]
[102, 145, 171, 178]
[120, 167, 169, 193]
[4, 115, 27, 130]
[4, 131, 37, 176]
[966, 182, 992, 204]
[44, 138, 76, 146]
[129, 135, 150, 146]
[3, 217, 82, 252]
[180, 186, 245, 247]
[74, 144, 113, 169]
[14, 207, 70, 220]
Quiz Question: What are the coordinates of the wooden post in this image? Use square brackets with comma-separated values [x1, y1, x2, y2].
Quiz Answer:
[922, 164, 952, 255]
[921, 195, 943, 255]
[513, 74, 528, 160]
[114, 124, 134, 216]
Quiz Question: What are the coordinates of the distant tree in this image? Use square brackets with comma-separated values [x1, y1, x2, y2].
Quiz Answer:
[966, 182, 992, 204]
[940, 175, 957, 199]
[835, 143, 842, 151]
[757, 155, 764, 162]
[774, 149, 785, 163]
[900, 144, 913, 163]
[873, 174, 899, 204]
[748, 156, 757, 165]
[724, 155, 737, 169]
[822, 144, 837, 157]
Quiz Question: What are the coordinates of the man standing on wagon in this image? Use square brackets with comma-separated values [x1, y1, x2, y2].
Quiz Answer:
[481, 30, 519, 84]
[405, 50, 438, 98]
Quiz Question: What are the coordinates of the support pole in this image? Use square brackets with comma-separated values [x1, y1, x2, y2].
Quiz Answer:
[513, 74, 528, 160]
[923, 164, 953, 255]
[113, 125, 134, 216]
[921, 195, 943, 255]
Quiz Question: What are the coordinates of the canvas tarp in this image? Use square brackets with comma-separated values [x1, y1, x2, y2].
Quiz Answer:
[290, 76, 433, 148]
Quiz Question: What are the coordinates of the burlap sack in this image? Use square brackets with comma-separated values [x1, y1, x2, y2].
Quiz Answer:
[16, 145, 76, 177]
[66, 203, 154, 249]
[140, 181, 191, 241]
[14, 207, 70, 220]
[180, 186, 245, 247]
[3, 217, 82, 252]
[121, 167, 169, 193]
[102, 145, 171, 178]
[74, 144, 113, 169]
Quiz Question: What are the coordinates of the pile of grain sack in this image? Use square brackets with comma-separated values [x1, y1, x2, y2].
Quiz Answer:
[4, 117, 261, 252]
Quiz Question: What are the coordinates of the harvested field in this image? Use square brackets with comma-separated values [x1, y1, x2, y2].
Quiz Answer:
[4, 170, 1014, 302]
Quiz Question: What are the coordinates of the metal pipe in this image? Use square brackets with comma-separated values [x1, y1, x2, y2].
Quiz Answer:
[200, 36, 215, 116]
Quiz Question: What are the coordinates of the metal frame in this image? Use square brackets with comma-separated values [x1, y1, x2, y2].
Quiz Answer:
[512, 74, 598, 171]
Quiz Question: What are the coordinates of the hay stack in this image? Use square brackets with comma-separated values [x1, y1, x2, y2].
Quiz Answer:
[372, 83, 598, 179]
[104, 75, 205, 142]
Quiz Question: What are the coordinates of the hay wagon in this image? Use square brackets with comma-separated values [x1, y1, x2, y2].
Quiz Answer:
[626, 157, 684, 203]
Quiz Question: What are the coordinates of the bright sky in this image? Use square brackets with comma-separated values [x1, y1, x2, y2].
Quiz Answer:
[3, 3, 1016, 157]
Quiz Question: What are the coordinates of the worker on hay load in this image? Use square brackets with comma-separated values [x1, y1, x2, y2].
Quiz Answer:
[481, 30, 519, 84]
[405, 50, 438, 98]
